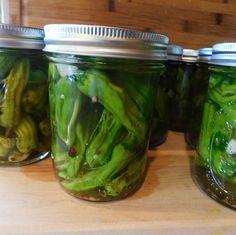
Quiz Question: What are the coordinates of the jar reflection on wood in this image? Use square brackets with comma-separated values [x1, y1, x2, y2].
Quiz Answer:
[185, 48, 212, 149]
[0, 24, 50, 166]
[194, 43, 236, 210]
[44, 24, 168, 201]
[167, 48, 198, 132]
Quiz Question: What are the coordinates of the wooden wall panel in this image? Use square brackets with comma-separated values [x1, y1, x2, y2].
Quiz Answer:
[9, 0, 236, 49]
[8, 0, 21, 24]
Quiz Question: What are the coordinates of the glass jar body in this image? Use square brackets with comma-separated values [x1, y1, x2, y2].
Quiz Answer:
[48, 54, 164, 201]
[167, 61, 197, 132]
[194, 65, 236, 210]
[0, 48, 50, 166]
[185, 62, 210, 149]
[149, 65, 168, 148]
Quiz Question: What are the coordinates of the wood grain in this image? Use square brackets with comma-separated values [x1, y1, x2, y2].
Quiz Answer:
[0, 132, 235, 235]
[7, 0, 236, 49]
[8, 0, 21, 24]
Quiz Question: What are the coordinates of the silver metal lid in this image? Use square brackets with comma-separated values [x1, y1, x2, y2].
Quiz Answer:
[211, 43, 236, 67]
[43, 24, 169, 60]
[182, 49, 198, 63]
[0, 24, 44, 49]
[167, 45, 183, 61]
[198, 48, 212, 63]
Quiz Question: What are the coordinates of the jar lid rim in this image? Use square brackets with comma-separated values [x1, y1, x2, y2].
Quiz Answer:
[182, 49, 198, 62]
[44, 24, 169, 44]
[211, 42, 236, 66]
[198, 47, 212, 56]
[43, 24, 169, 60]
[167, 45, 183, 56]
[213, 42, 236, 52]
[0, 24, 44, 49]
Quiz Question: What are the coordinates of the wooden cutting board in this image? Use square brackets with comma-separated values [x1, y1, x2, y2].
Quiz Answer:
[0, 132, 235, 235]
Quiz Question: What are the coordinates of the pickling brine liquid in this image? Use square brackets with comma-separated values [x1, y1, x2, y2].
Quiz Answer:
[48, 54, 164, 201]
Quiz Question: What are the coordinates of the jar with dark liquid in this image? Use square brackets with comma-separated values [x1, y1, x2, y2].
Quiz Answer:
[185, 48, 212, 149]
[168, 49, 198, 132]
[150, 45, 182, 147]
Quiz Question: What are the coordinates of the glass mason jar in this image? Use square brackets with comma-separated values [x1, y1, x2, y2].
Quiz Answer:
[44, 24, 169, 201]
[149, 63, 168, 148]
[150, 45, 182, 147]
[195, 43, 236, 210]
[168, 49, 198, 132]
[0, 24, 50, 166]
[185, 48, 212, 149]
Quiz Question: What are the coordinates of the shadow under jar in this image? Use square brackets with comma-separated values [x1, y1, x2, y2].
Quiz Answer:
[185, 48, 212, 149]
[44, 24, 168, 201]
[194, 43, 236, 210]
[0, 24, 50, 166]
[168, 49, 198, 132]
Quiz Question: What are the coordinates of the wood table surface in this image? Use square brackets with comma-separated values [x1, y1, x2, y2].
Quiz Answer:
[0, 132, 235, 235]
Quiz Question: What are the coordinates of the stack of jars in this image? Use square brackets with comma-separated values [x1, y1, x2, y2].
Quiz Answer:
[0, 23, 235, 209]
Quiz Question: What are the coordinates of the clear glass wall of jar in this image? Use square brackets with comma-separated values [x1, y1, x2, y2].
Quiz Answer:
[185, 48, 212, 149]
[150, 45, 183, 148]
[168, 49, 198, 132]
[44, 24, 169, 201]
[0, 25, 50, 166]
[194, 43, 236, 210]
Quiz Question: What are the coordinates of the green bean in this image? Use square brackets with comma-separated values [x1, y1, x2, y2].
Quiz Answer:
[0, 135, 15, 158]
[39, 118, 51, 137]
[22, 82, 48, 115]
[85, 110, 124, 168]
[0, 53, 20, 79]
[0, 58, 29, 134]
[67, 156, 84, 179]
[62, 144, 133, 192]
[65, 94, 103, 178]
[113, 72, 155, 120]
[14, 114, 38, 154]
[197, 101, 217, 164]
[55, 76, 81, 147]
[76, 70, 147, 139]
[104, 156, 146, 197]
